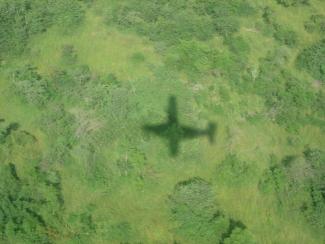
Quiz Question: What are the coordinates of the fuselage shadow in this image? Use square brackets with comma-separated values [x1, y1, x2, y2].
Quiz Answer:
[143, 96, 217, 156]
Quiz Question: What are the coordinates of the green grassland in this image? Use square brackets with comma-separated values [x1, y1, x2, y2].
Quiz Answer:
[0, 0, 324, 243]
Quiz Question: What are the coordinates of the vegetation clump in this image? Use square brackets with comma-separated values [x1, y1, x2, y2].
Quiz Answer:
[170, 178, 255, 243]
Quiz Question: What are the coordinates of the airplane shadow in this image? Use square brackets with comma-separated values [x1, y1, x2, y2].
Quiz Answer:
[143, 96, 217, 156]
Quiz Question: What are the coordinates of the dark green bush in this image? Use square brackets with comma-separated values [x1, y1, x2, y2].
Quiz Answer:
[273, 24, 298, 47]
[40, 105, 76, 164]
[305, 14, 325, 34]
[224, 36, 250, 57]
[296, 39, 325, 81]
[166, 40, 212, 76]
[109, 0, 255, 45]
[49, 0, 85, 32]
[250, 50, 318, 130]
[216, 154, 256, 186]
[262, 7, 275, 24]
[0, 163, 63, 243]
[259, 151, 325, 229]
[169, 177, 229, 243]
[0, 0, 85, 56]
[276, 0, 309, 7]
[169, 177, 255, 243]
[12, 65, 51, 106]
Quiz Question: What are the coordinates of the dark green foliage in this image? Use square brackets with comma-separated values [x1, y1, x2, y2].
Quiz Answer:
[216, 154, 256, 186]
[223, 227, 256, 244]
[301, 148, 325, 228]
[296, 39, 325, 81]
[12, 65, 51, 106]
[271, 72, 315, 129]
[250, 50, 317, 130]
[67, 207, 97, 242]
[259, 151, 325, 230]
[276, 0, 309, 7]
[169, 177, 255, 243]
[41, 105, 76, 164]
[0, 121, 20, 144]
[0, 0, 84, 56]
[262, 7, 275, 24]
[50, 65, 92, 98]
[0, 163, 63, 243]
[0, 0, 49, 55]
[273, 24, 298, 47]
[225, 36, 250, 57]
[261, 7, 298, 48]
[259, 156, 287, 195]
[50, 0, 85, 32]
[110, 1, 214, 43]
[305, 14, 325, 34]
[166, 40, 212, 76]
[170, 177, 228, 243]
[109, 0, 255, 44]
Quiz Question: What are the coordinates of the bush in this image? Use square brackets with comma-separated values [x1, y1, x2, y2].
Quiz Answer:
[40, 104, 76, 164]
[296, 39, 325, 81]
[12, 65, 51, 106]
[109, 0, 255, 45]
[0, 0, 50, 55]
[259, 151, 325, 229]
[250, 50, 317, 130]
[224, 227, 256, 244]
[166, 40, 212, 76]
[169, 177, 255, 243]
[0, 163, 63, 243]
[49, 0, 85, 32]
[0, 0, 85, 56]
[216, 154, 256, 186]
[305, 14, 325, 34]
[273, 24, 298, 47]
[276, 0, 309, 7]
[224, 36, 250, 57]
[170, 177, 228, 243]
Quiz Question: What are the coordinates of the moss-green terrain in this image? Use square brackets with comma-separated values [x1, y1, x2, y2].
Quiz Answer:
[0, 0, 324, 243]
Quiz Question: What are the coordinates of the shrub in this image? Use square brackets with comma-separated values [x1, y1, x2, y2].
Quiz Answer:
[0, 0, 85, 56]
[166, 40, 212, 76]
[216, 154, 256, 186]
[259, 152, 325, 229]
[305, 14, 325, 34]
[276, 0, 309, 7]
[273, 24, 298, 47]
[109, 0, 255, 45]
[12, 65, 51, 106]
[224, 227, 256, 244]
[169, 178, 228, 242]
[0, 163, 63, 243]
[296, 39, 325, 81]
[49, 0, 85, 32]
[224, 36, 250, 57]
[262, 7, 275, 24]
[169, 177, 255, 243]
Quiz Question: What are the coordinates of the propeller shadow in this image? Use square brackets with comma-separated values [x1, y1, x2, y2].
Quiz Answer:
[143, 96, 217, 156]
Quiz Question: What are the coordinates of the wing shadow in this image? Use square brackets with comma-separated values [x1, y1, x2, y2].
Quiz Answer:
[143, 96, 217, 156]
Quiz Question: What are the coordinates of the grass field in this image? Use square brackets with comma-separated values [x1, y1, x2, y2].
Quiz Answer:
[0, 0, 324, 243]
